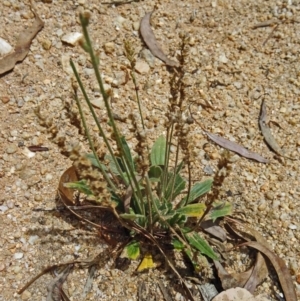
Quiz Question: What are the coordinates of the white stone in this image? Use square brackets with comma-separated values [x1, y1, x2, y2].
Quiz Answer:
[61, 32, 83, 46]
[134, 60, 150, 74]
[0, 38, 12, 55]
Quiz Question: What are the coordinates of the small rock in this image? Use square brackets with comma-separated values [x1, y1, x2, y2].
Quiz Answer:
[6, 145, 17, 154]
[103, 42, 115, 54]
[21, 290, 32, 301]
[61, 32, 83, 46]
[1, 96, 10, 104]
[289, 224, 297, 230]
[265, 191, 274, 200]
[29, 235, 39, 245]
[14, 252, 24, 259]
[203, 165, 214, 175]
[41, 38, 52, 50]
[0, 38, 12, 55]
[233, 81, 243, 89]
[135, 60, 150, 74]
[218, 53, 228, 63]
[140, 49, 155, 67]
[6, 200, 14, 209]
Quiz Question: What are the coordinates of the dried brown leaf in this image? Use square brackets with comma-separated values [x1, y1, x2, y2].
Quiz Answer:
[47, 265, 73, 301]
[239, 241, 297, 301]
[0, 5, 44, 75]
[140, 12, 179, 67]
[28, 145, 49, 152]
[57, 166, 79, 206]
[205, 131, 269, 163]
[259, 99, 295, 160]
[201, 220, 227, 242]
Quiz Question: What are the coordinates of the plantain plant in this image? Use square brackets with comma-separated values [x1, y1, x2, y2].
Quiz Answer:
[65, 12, 232, 282]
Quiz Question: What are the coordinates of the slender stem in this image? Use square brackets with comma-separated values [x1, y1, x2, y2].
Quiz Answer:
[79, 14, 144, 212]
[130, 71, 145, 130]
[70, 60, 125, 184]
[73, 89, 116, 190]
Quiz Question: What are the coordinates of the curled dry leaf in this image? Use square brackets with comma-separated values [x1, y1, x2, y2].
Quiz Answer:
[47, 265, 73, 301]
[205, 131, 269, 163]
[57, 166, 79, 206]
[140, 12, 179, 67]
[239, 241, 297, 301]
[0, 5, 44, 75]
[259, 99, 295, 160]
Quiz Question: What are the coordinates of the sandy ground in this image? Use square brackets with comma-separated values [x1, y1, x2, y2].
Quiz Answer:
[0, 0, 299, 300]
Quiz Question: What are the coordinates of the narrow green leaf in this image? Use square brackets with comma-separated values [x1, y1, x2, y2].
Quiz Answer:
[150, 135, 166, 166]
[185, 231, 218, 260]
[172, 238, 184, 250]
[85, 153, 106, 170]
[176, 203, 206, 217]
[210, 202, 232, 222]
[165, 173, 186, 201]
[120, 136, 135, 171]
[120, 213, 146, 220]
[64, 180, 93, 196]
[124, 241, 140, 259]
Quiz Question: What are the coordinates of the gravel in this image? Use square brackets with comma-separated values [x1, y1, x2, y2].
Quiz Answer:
[0, 0, 299, 300]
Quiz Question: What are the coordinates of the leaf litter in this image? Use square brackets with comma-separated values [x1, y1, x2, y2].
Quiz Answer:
[259, 98, 296, 160]
[140, 12, 179, 67]
[0, 2, 44, 75]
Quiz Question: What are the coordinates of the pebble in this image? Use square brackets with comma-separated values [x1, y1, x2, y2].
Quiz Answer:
[61, 32, 83, 46]
[1, 96, 10, 104]
[21, 290, 32, 300]
[40, 38, 52, 50]
[0, 38, 12, 55]
[135, 60, 150, 74]
[6, 145, 17, 154]
[218, 53, 228, 63]
[265, 191, 274, 200]
[6, 200, 14, 209]
[14, 252, 24, 259]
[103, 42, 115, 54]
[258, 200, 267, 211]
[203, 165, 214, 175]
[140, 49, 155, 67]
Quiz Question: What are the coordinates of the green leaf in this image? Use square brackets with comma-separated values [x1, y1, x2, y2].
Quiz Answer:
[64, 180, 93, 195]
[120, 136, 135, 171]
[85, 153, 106, 170]
[150, 135, 166, 166]
[167, 212, 187, 227]
[185, 231, 218, 260]
[176, 203, 206, 217]
[165, 173, 186, 201]
[124, 241, 140, 259]
[172, 238, 185, 250]
[179, 179, 213, 206]
[210, 202, 232, 222]
[148, 165, 162, 181]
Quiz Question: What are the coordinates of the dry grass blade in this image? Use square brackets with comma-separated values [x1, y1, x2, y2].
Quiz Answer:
[205, 131, 269, 163]
[0, 3, 44, 74]
[259, 99, 295, 160]
[140, 12, 179, 67]
[238, 241, 297, 301]
[47, 265, 73, 301]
